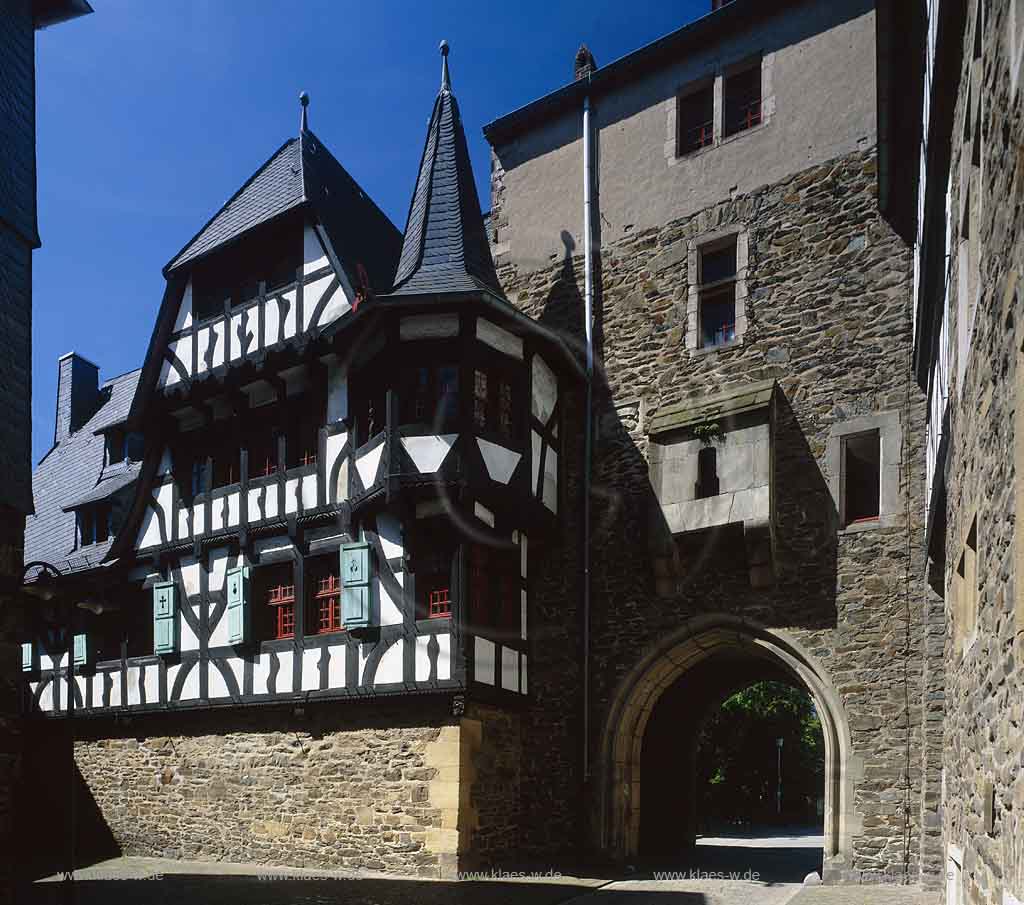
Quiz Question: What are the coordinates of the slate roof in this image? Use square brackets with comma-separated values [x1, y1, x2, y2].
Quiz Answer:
[164, 129, 402, 294]
[390, 47, 501, 297]
[25, 368, 142, 575]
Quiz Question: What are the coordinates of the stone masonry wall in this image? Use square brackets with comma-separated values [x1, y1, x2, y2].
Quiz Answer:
[941, 1, 1024, 902]
[492, 145, 938, 879]
[56, 701, 463, 877]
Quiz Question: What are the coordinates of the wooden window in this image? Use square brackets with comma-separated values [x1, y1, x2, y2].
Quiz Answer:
[312, 572, 342, 634]
[288, 391, 323, 469]
[262, 564, 296, 640]
[472, 368, 518, 442]
[78, 502, 111, 547]
[699, 240, 737, 348]
[428, 587, 451, 619]
[724, 62, 762, 137]
[695, 446, 720, 499]
[247, 431, 278, 479]
[677, 84, 714, 155]
[212, 436, 239, 488]
[842, 431, 880, 526]
[353, 380, 386, 447]
[473, 370, 488, 429]
[468, 543, 519, 634]
[414, 541, 454, 621]
[105, 427, 126, 465]
[124, 591, 153, 659]
[402, 365, 460, 428]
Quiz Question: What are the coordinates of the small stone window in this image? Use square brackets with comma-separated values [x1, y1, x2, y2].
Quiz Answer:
[677, 81, 714, 155]
[827, 411, 902, 532]
[841, 431, 880, 527]
[953, 516, 978, 656]
[686, 229, 749, 353]
[724, 60, 762, 137]
[695, 446, 720, 499]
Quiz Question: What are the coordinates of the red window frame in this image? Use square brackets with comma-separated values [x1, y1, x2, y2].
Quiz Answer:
[314, 573, 342, 634]
[268, 583, 296, 639]
[428, 587, 451, 619]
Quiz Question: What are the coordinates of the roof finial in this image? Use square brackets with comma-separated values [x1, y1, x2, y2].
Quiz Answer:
[440, 40, 450, 93]
[299, 91, 310, 133]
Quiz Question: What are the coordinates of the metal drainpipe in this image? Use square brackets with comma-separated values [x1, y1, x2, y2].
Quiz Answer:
[582, 91, 594, 792]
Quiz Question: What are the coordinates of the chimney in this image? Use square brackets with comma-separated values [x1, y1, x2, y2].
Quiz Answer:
[54, 352, 99, 444]
[574, 45, 596, 81]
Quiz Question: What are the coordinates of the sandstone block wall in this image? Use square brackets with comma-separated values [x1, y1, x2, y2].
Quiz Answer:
[492, 146, 939, 879]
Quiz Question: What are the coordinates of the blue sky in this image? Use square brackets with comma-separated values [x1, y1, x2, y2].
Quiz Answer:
[32, 0, 706, 463]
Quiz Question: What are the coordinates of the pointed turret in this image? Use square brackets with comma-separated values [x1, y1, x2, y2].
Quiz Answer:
[391, 41, 501, 296]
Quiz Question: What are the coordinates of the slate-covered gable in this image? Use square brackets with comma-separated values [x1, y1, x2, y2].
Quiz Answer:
[25, 368, 141, 574]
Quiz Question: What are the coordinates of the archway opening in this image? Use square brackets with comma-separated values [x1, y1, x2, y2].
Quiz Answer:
[600, 619, 851, 883]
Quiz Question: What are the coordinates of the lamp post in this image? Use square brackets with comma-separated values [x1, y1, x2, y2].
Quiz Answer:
[776, 737, 784, 818]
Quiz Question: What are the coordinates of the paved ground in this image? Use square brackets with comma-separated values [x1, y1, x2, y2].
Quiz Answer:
[24, 831, 938, 905]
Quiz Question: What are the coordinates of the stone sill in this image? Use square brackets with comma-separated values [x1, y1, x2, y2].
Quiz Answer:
[690, 338, 744, 358]
[838, 514, 899, 535]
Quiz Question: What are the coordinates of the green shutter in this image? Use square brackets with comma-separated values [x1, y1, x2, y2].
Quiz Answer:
[73, 633, 88, 667]
[21, 642, 33, 672]
[153, 581, 178, 655]
[226, 566, 250, 645]
[341, 541, 373, 629]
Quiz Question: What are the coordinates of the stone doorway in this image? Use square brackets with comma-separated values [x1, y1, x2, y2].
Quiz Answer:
[595, 614, 855, 883]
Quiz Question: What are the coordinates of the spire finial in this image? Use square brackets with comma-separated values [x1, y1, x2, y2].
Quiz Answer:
[299, 91, 309, 133]
[440, 40, 450, 93]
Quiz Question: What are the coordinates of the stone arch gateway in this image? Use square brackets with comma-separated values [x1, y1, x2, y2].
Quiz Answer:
[595, 614, 858, 882]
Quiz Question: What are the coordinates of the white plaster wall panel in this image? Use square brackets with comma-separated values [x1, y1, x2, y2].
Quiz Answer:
[210, 499, 224, 533]
[192, 501, 205, 536]
[303, 224, 329, 275]
[227, 491, 240, 527]
[474, 501, 495, 527]
[400, 313, 459, 340]
[75, 676, 87, 709]
[378, 578, 403, 626]
[520, 534, 528, 579]
[521, 655, 527, 694]
[208, 604, 230, 648]
[326, 363, 348, 423]
[208, 548, 240, 594]
[247, 487, 263, 523]
[542, 447, 558, 513]
[208, 664, 229, 699]
[195, 326, 211, 375]
[531, 355, 557, 423]
[285, 477, 301, 515]
[476, 437, 522, 484]
[159, 357, 176, 388]
[38, 682, 53, 713]
[165, 664, 180, 701]
[303, 273, 333, 331]
[415, 637, 432, 681]
[359, 644, 371, 685]
[521, 590, 528, 640]
[401, 434, 457, 473]
[252, 655, 271, 695]
[317, 285, 351, 328]
[263, 487, 279, 521]
[501, 647, 519, 692]
[280, 289, 298, 341]
[375, 639, 404, 685]
[474, 637, 496, 686]
[377, 512, 404, 560]
[229, 311, 246, 362]
[300, 475, 318, 511]
[181, 605, 201, 652]
[326, 431, 347, 484]
[327, 644, 345, 689]
[175, 279, 194, 331]
[108, 670, 122, 707]
[126, 666, 142, 705]
[263, 297, 280, 347]
[436, 633, 451, 680]
[44, 652, 63, 672]
[531, 431, 542, 499]
[177, 505, 190, 540]
[275, 651, 294, 693]
[416, 499, 446, 519]
[180, 558, 201, 598]
[144, 665, 159, 705]
[136, 482, 173, 550]
[157, 447, 173, 475]
[477, 318, 524, 359]
[356, 443, 384, 488]
[209, 319, 227, 370]
[302, 648, 321, 691]
[179, 663, 200, 701]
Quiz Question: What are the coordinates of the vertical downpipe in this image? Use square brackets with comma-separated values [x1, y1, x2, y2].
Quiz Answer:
[582, 93, 594, 800]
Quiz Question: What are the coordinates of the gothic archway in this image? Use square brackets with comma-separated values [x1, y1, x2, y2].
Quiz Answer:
[596, 614, 856, 882]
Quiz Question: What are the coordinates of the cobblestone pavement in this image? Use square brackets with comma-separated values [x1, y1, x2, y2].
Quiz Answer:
[788, 887, 938, 905]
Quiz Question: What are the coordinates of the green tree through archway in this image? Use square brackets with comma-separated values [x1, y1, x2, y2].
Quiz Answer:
[696, 680, 825, 834]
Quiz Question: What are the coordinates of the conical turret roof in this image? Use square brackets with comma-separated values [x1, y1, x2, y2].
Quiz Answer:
[391, 42, 501, 296]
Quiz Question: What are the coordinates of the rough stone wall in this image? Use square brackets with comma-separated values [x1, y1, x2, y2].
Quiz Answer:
[62, 702, 462, 877]
[940, 0, 1024, 902]
[493, 146, 935, 880]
